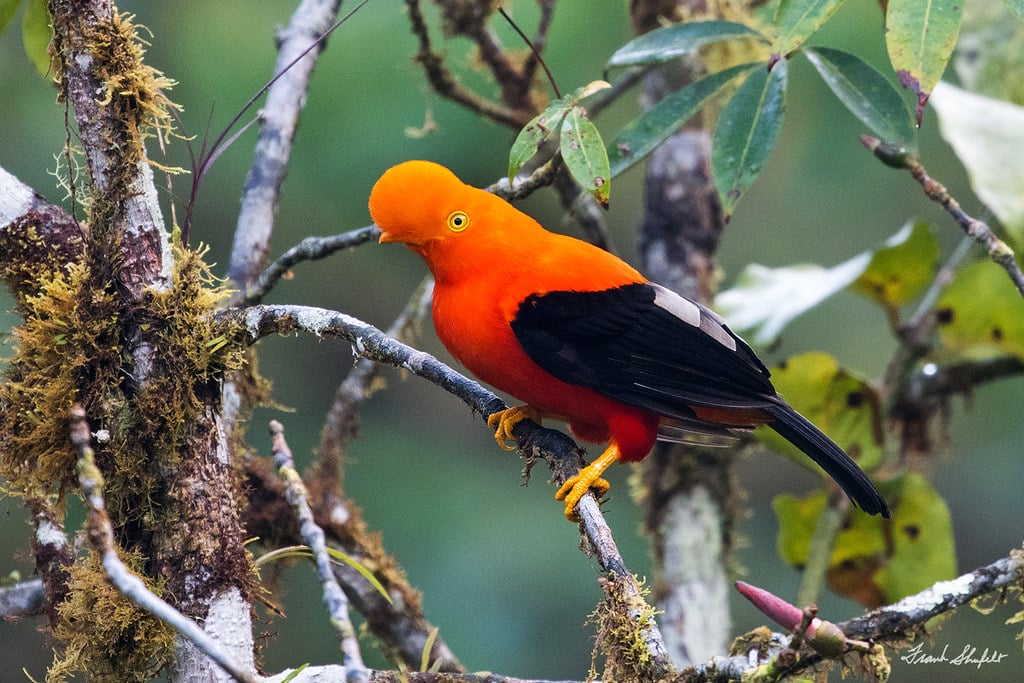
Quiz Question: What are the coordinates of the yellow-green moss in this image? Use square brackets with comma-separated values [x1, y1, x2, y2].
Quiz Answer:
[0, 261, 121, 500]
[47, 550, 175, 682]
[76, 11, 180, 168]
[587, 574, 663, 682]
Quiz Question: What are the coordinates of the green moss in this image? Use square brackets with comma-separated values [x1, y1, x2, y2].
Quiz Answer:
[47, 550, 175, 682]
[587, 574, 663, 682]
[0, 262, 121, 500]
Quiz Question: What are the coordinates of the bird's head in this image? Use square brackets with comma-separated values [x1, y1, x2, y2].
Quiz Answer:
[369, 160, 483, 248]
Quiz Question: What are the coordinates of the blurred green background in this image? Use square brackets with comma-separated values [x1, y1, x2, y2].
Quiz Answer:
[1, 1, 1020, 680]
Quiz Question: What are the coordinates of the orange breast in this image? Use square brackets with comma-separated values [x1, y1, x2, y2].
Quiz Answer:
[431, 273, 660, 460]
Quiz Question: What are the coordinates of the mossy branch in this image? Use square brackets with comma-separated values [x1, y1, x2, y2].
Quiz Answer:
[225, 303, 670, 667]
[267, 420, 368, 675]
[70, 406, 257, 683]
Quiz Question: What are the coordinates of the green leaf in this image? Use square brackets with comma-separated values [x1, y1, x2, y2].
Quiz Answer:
[712, 59, 788, 220]
[0, 0, 21, 36]
[851, 220, 940, 309]
[774, 491, 887, 573]
[772, 0, 847, 55]
[607, 20, 764, 68]
[255, 544, 393, 604]
[560, 106, 611, 207]
[774, 472, 955, 607]
[716, 256, 870, 346]
[934, 260, 1024, 361]
[22, 0, 51, 76]
[885, 0, 964, 125]
[931, 82, 1024, 244]
[566, 80, 611, 104]
[803, 47, 916, 147]
[324, 546, 394, 604]
[608, 62, 755, 178]
[279, 664, 310, 683]
[508, 100, 568, 181]
[757, 352, 884, 473]
[874, 473, 957, 603]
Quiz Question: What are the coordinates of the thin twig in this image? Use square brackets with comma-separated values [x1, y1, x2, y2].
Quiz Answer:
[488, 154, 562, 199]
[268, 420, 368, 677]
[497, 4, 559, 100]
[227, 0, 350, 287]
[405, 0, 531, 129]
[236, 225, 381, 305]
[0, 579, 45, 619]
[517, 0, 557, 98]
[795, 494, 847, 608]
[862, 136, 1024, 299]
[69, 406, 258, 683]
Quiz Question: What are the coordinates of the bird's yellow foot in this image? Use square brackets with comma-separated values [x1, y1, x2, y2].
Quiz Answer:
[487, 405, 541, 450]
[554, 443, 621, 522]
[555, 469, 610, 523]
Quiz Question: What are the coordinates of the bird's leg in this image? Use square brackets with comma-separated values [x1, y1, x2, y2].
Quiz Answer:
[487, 405, 542, 450]
[555, 442, 619, 522]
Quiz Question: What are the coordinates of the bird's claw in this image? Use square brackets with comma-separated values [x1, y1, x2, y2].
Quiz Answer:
[487, 405, 541, 450]
[555, 470, 611, 523]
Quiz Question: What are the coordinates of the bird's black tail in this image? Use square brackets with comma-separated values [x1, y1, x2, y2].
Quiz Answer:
[766, 403, 889, 517]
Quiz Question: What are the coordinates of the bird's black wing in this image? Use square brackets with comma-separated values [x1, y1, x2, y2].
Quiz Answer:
[510, 282, 890, 518]
[509, 282, 780, 422]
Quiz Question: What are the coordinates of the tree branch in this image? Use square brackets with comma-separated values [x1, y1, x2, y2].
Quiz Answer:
[0, 579, 45, 620]
[226, 303, 669, 668]
[236, 225, 381, 306]
[404, 0, 533, 129]
[227, 0, 345, 288]
[268, 420, 368, 676]
[0, 166, 85, 305]
[862, 136, 1024, 299]
[70, 406, 258, 683]
[49, 0, 173, 296]
[628, 1, 732, 668]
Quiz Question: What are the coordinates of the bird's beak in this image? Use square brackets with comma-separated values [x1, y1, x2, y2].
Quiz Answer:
[374, 225, 394, 244]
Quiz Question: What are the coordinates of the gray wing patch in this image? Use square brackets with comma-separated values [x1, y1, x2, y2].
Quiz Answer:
[651, 283, 737, 352]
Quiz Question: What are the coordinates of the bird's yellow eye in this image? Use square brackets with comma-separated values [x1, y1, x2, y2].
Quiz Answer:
[447, 210, 470, 232]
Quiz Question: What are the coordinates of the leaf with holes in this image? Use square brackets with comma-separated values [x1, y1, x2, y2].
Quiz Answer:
[774, 490, 887, 607]
[851, 220, 940, 310]
[934, 260, 1024, 361]
[608, 62, 755, 178]
[607, 19, 764, 68]
[508, 100, 568, 181]
[712, 59, 788, 219]
[885, 0, 963, 125]
[804, 47, 916, 147]
[771, 0, 847, 55]
[757, 352, 883, 474]
[873, 473, 956, 603]
[774, 472, 954, 608]
[560, 106, 610, 207]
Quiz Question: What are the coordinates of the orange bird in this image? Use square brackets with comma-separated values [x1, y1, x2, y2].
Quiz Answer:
[369, 160, 889, 522]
